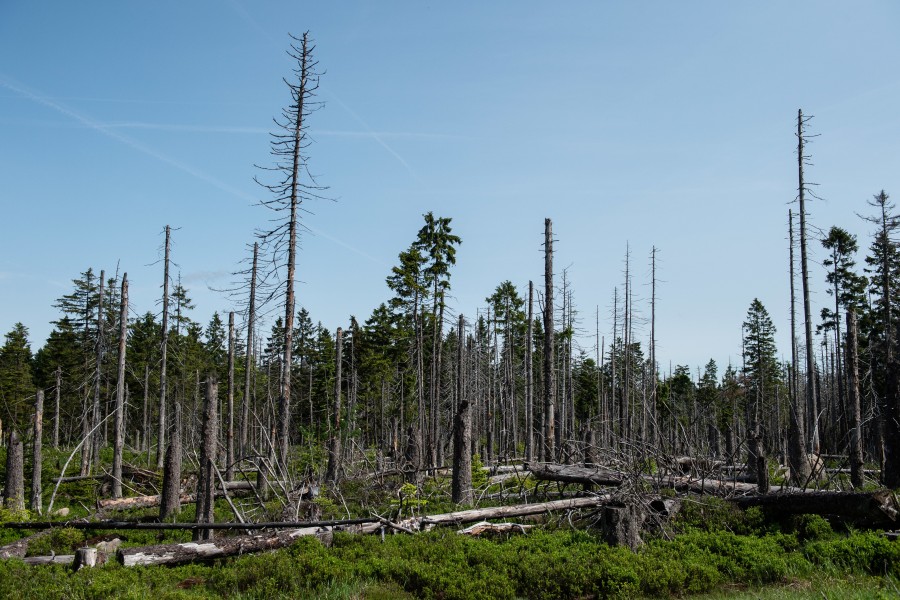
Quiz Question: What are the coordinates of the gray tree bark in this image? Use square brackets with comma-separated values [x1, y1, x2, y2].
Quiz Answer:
[194, 376, 218, 541]
[157, 225, 171, 469]
[226, 311, 235, 481]
[325, 327, 343, 484]
[4, 430, 24, 511]
[112, 274, 128, 498]
[452, 314, 472, 505]
[846, 310, 864, 489]
[543, 218, 556, 460]
[31, 391, 43, 513]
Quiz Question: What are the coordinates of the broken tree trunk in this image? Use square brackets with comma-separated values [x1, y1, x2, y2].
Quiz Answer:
[452, 314, 472, 506]
[4, 429, 24, 511]
[194, 376, 217, 541]
[530, 463, 625, 487]
[731, 490, 899, 526]
[325, 327, 343, 484]
[0, 529, 53, 559]
[118, 526, 334, 567]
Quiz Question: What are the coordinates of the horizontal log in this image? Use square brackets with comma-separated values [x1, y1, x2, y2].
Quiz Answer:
[1, 517, 379, 531]
[22, 554, 75, 565]
[457, 521, 533, 536]
[529, 463, 625, 486]
[99, 492, 193, 511]
[117, 526, 334, 567]
[730, 490, 899, 524]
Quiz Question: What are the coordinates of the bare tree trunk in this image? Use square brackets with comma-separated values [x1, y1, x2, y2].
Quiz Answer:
[452, 314, 472, 505]
[846, 310, 864, 488]
[326, 328, 343, 484]
[157, 226, 171, 469]
[112, 274, 128, 498]
[241, 243, 258, 458]
[797, 110, 819, 453]
[525, 282, 534, 462]
[194, 376, 218, 542]
[142, 363, 149, 454]
[4, 430, 24, 511]
[82, 269, 104, 474]
[226, 312, 235, 481]
[52, 368, 60, 450]
[788, 210, 810, 485]
[31, 391, 43, 514]
[160, 398, 182, 519]
[543, 218, 556, 460]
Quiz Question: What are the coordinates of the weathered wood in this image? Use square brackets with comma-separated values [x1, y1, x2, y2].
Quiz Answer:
[452, 314, 472, 505]
[600, 505, 644, 550]
[226, 311, 236, 481]
[4, 429, 24, 511]
[731, 490, 899, 525]
[72, 547, 98, 571]
[31, 390, 44, 514]
[325, 327, 343, 484]
[0, 529, 52, 559]
[23, 554, 75, 565]
[543, 218, 556, 461]
[846, 310, 864, 489]
[530, 463, 625, 487]
[100, 492, 194, 511]
[194, 376, 217, 541]
[117, 526, 334, 567]
[112, 274, 128, 499]
[457, 521, 532, 536]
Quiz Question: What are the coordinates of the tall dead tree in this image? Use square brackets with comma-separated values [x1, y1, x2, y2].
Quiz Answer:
[846, 310, 864, 488]
[157, 225, 171, 469]
[112, 274, 128, 499]
[452, 314, 472, 505]
[788, 210, 811, 485]
[543, 218, 556, 461]
[525, 282, 534, 462]
[31, 390, 43, 514]
[325, 327, 343, 484]
[256, 33, 322, 471]
[226, 311, 235, 481]
[52, 367, 60, 450]
[796, 109, 820, 453]
[241, 242, 258, 456]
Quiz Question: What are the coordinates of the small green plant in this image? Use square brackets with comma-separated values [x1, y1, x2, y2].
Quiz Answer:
[471, 454, 488, 489]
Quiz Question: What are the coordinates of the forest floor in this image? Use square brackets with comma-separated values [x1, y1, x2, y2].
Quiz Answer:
[1, 447, 897, 599]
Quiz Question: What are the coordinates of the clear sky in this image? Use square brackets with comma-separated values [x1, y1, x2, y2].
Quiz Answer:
[2, 2, 899, 376]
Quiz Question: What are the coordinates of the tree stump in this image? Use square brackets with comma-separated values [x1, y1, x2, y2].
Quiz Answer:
[600, 504, 644, 550]
[72, 547, 98, 571]
[3, 430, 24, 511]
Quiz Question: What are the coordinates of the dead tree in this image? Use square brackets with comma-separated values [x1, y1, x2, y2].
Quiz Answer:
[52, 367, 60, 450]
[226, 311, 235, 481]
[452, 314, 472, 505]
[325, 327, 343, 484]
[31, 391, 43, 514]
[525, 282, 534, 462]
[787, 210, 811, 485]
[157, 225, 171, 469]
[796, 110, 820, 453]
[543, 218, 556, 460]
[254, 33, 323, 471]
[846, 310, 864, 488]
[112, 274, 128, 498]
[241, 242, 258, 457]
[194, 376, 218, 542]
[4, 430, 24, 511]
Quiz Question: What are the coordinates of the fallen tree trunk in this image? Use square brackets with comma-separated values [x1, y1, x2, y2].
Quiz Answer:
[529, 463, 625, 486]
[117, 495, 612, 566]
[99, 493, 193, 511]
[22, 554, 74, 565]
[0, 529, 53, 559]
[117, 526, 334, 566]
[730, 490, 899, 525]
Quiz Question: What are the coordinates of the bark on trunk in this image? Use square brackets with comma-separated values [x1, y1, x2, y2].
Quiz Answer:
[31, 390, 43, 513]
[112, 274, 128, 498]
[194, 376, 218, 541]
[543, 218, 556, 460]
[3, 430, 24, 511]
[846, 310, 864, 488]
[226, 311, 235, 481]
[325, 328, 343, 483]
[452, 314, 472, 505]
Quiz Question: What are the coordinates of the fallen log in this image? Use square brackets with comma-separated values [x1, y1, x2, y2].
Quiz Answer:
[117, 526, 334, 567]
[457, 521, 532, 536]
[22, 554, 74, 565]
[0, 529, 53, 559]
[730, 490, 899, 525]
[529, 463, 625, 487]
[117, 495, 611, 566]
[99, 492, 193, 511]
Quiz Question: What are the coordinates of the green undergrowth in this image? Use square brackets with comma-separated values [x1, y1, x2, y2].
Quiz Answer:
[2, 520, 900, 599]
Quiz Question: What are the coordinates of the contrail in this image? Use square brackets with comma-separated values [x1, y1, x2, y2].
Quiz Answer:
[0, 74, 385, 266]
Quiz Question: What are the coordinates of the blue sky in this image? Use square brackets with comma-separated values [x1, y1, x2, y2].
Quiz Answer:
[2, 2, 899, 375]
